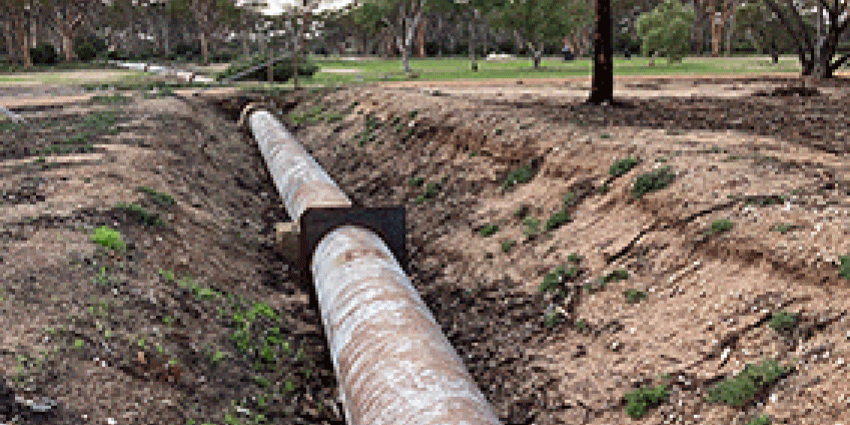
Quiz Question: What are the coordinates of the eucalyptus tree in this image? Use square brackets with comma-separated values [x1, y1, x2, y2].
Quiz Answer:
[756, 0, 849, 78]
[489, 0, 592, 69]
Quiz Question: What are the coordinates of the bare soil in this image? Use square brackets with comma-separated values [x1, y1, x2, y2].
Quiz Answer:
[2, 74, 850, 425]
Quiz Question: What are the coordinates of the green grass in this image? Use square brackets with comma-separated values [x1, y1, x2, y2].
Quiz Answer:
[624, 288, 647, 304]
[772, 223, 792, 233]
[90, 226, 126, 251]
[632, 166, 676, 199]
[115, 202, 162, 226]
[746, 415, 771, 425]
[839, 255, 850, 280]
[479, 224, 499, 237]
[706, 358, 792, 407]
[522, 217, 540, 236]
[706, 219, 734, 236]
[624, 383, 669, 419]
[602, 269, 629, 283]
[137, 186, 176, 206]
[501, 239, 516, 253]
[768, 310, 798, 333]
[305, 55, 804, 86]
[539, 265, 578, 293]
[544, 209, 572, 231]
[501, 163, 535, 190]
[609, 157, 639, 177]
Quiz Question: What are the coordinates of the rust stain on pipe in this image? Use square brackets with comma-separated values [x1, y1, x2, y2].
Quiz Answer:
[247, 109, 501, 425]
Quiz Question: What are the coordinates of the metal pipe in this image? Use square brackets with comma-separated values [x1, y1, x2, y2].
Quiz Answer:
[247, 109, 501, 425]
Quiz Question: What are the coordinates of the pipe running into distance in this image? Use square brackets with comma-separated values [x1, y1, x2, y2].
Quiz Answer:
[247, 109, 501, 425]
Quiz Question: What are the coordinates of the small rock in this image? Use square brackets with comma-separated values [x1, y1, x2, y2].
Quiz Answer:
[107, 418, 117, 425]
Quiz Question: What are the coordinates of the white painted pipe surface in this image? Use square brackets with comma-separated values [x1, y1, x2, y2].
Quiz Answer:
[247, 109, 501, 425]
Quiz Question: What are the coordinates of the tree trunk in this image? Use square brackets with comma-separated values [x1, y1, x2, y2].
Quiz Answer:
[588, 0, 613, 104]
[468, 11, 477, 71]
[61, 31, 75, 61]
[200, 30, 209, 65]
[3, 18, 16, 63]
[416, 15, 426, 57]
[14, 12, 32, 69]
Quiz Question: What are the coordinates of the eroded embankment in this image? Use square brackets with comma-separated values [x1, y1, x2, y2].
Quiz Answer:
[253, 84, 850, 425]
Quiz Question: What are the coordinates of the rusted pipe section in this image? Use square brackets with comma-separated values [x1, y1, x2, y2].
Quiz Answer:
[247, 109, 501, 425]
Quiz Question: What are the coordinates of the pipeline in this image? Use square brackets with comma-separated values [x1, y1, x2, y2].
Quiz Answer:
[109, 61, 214, 83]
[246, 108, 501, 425]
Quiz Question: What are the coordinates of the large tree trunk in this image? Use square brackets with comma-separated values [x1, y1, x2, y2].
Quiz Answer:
[14, 12, 32, 69]
[416, 15, 426, 57]
[468, 10, 477, 71]
[200, 30, 209, 65]
[3, 18, 16, 63]
[588, 0, 613, 104]
[60, 28, 75, 61]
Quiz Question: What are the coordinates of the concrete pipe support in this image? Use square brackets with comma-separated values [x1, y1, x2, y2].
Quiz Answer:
[247, 109, 501, 425]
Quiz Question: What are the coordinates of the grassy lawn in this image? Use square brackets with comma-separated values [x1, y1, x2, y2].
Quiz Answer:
[304, 55, 804, 86]
[0, 69, 147, 86]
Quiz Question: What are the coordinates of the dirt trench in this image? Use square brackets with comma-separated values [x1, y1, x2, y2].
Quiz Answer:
[0, 75, 849, 425]
[243, 78, 850, 425]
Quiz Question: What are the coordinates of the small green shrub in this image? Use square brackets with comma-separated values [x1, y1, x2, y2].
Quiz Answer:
[632, 166, 675, 199]
[773, 223, 792, 233]
[746, 414, 771, 425]
[522, 217, 540, 236]
[624, 384, 669, 419]
[567, 253, 582, 263]
[602, 269, 629, 283]
[769, 310, 798, 333]
[501, 163, 535, 190]
[624, 288, 647, 304]
[839, 255, 850, 280]
[562, 191, 577, 206]
[609, 157, 638, 177]
[514, 204, 530, 219]
[408, 176, 424, 187]
[539, 265, 578, 293]
[544, 209, 572, 231]
[501, 239, 516, 253]
[479, 224, 499, 237]
[423, 182, 440, 199]
[137, 186, 176, 206]
[115, 202, 162, 226]
[91, 226, 125, 251]
[706, 359, 792, 407]
[707, 219, 734, 236]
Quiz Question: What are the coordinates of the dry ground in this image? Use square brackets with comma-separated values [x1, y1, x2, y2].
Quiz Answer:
[1, 74, 850, 425]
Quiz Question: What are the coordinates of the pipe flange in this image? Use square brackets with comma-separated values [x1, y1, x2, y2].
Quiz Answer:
[237, 103, 268, 131]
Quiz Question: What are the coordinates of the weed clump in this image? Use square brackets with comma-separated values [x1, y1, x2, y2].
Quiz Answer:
[609, 157, 638, 178]
[624, 288, 647, 304]
[91, 226, 126, 251]
[839, 255, 850, 280]
[544, 209, 572, 231]
[115, 202, 162, 226]
[514, 204, 530, 219]
[706, 359, 793, 407]
[624, 384, 669, 419]
[408, 176, 424, 187]
[602, 269, 629, 283]
[501, 239, 516, 253]
[632, 166, 675, 199]
[706, 219, 734, 236]
[522, 217, 540, 237]
[746, 415, 771, 425]
[773, 223, 792, 233]
[137, 186, 175, 206]
[501, 163, 535, 190]
[539, 265, 578, 293]
[479, 224, 499, 237]
[768, 310, 798, 333]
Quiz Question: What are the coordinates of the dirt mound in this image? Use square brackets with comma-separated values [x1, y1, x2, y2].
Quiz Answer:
[271, 79, 850, 425]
